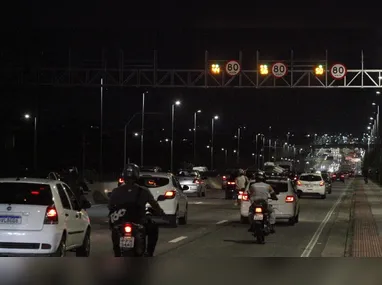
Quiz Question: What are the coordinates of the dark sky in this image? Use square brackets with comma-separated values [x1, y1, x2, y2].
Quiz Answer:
[0, 1, 380, 171]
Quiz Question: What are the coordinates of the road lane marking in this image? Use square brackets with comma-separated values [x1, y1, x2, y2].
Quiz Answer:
[216, 220, 228, 225]
[195, 202, 203, 204]
[169, 236, 188, 243]
[300, 186, 349, 257]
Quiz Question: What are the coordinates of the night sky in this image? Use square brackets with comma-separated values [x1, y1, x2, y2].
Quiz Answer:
[0, 1, 380, 174]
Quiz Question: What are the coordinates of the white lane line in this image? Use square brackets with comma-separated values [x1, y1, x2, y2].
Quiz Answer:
[216, 220, 228, 225]
[195, 202, 203, 204]
[300, 190, 348, 257]
[168, 236, 188, 243]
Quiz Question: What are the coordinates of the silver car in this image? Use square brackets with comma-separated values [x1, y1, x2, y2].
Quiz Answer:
[176, 170, 206, 197]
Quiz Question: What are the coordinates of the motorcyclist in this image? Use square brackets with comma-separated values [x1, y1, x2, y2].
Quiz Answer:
[247, 172, 278, 233]
[108, 163, 165, 257]
[234, 169, 249, 206]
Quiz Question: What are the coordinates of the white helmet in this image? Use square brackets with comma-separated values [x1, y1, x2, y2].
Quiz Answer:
[238, 169, 244, 175]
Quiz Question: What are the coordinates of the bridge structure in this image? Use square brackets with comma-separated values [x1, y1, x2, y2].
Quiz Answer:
[2, 49, 382, 89]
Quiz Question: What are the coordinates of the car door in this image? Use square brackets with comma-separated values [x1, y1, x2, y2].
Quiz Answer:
[56, 184, 77, 247]
[62, 184, 86, 246]
[172, 176, 186, 214]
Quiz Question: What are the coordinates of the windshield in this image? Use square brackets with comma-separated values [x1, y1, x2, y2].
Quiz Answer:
[137, 177, 169, 188]
[299, 175, 322, 182]
[268, 182, 289, 194]
[177, 171, 198, 177]
[0, 183, 53, 205]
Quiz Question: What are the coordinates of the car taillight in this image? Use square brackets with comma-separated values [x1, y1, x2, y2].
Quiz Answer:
[164, 190, 176, 198]
[285, 196, 294, 203]
[222, 176, 227, 181]
[319, 181, 325, 186]
[238, 191, 244, 199]
[294, 177, 297, 180]
[31, 191, 40, 195]
[341, 175, 344, 178]
[242, 193, 249, 201]
[255, 207, 263, 213]
[297, 180, 302, 186]
[228, 182, 235, 185]
[332, 174, 336, 178]
[193, 179, 201, 184]
[118, 178, 124, 184]
[44, 206, 58, 224]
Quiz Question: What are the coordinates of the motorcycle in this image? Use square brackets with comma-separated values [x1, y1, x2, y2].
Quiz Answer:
[115, 207, 155, 257]
[250, 200, 272, 244]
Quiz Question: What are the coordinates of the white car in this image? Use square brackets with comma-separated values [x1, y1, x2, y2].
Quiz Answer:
[0, 178, 91, 257]
[240, 178, 300, 225]
[296, 173, 326, 199]
[138, 172, 188, 228]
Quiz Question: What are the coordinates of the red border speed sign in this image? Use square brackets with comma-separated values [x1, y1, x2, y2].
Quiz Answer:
[330, 63, 347, 80]
[271, 62, 288, 78]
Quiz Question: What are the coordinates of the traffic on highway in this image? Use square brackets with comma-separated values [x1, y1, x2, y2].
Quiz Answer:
[0, 146, 362, 257]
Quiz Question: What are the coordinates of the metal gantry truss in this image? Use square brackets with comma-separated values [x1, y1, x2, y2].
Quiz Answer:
[2, 50, 382, 88]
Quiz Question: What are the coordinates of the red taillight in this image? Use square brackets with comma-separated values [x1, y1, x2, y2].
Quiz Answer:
[238, 191, 244, 199]
[341, 175, 344, 178]
[242, 193, 249, 201]
[164, 190, 176, 198]
[255, 207, 263, 213]
[118, 178, 124, 184]
[193, 179, 201, 184]
[31, 191, 40, 195]
[44, 206, 58, 224]
[332, 174, 336, 178]
[228, 182, 235, 185]
[319, 181, 325, 186]
[222, 176, 227, 181]
[124, 224, 132, 233]
[285, 196, 294, 203]
[297, 180, 302, 186]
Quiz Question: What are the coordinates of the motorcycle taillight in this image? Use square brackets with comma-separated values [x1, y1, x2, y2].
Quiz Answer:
[255, 207, 263, 213]
[124, 223, 133, 236]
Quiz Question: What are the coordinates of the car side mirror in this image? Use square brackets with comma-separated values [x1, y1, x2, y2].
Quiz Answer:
[81, 200, 92, 209]
[157, 195, 166, 202]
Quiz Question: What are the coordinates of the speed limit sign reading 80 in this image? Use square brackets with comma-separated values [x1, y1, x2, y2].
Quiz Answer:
[330, 63, 347, 80]
[225, 60, 241, 76]
[271, 62, 288, 78]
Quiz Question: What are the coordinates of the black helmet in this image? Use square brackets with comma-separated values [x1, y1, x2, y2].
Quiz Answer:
[122, 163, 140, 182]
[254, 172, 266, 183]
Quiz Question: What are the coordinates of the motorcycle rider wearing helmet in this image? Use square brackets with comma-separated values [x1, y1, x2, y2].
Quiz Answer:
[108, 163, 165, 257]
[247, 172, 278, 233]
[234, 169, 249, 206]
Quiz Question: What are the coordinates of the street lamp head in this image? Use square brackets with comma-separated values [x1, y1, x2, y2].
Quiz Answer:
[197, 110, 201, 113]
[372, 102, 377, 106]
[214, 115, 219, 120]
[24, 114, 31, 119]
[175, 100, 181, 106]
[134, 132, 139, 137]
[221, 148, 225, 151]
[370, 117, 374, 120]
[367, 126, 371, 130]
[377, 91, 381, 95]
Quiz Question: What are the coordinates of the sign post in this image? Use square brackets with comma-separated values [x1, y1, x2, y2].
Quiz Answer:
[271, 62, 288, 78]
[330, 63, 347, 80]
[225, 60, 241, 76]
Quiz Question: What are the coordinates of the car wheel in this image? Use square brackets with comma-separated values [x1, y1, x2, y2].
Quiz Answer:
[321, 194, 326, 199]
[240, 215, 248, 224]
[169, 207, 179, 228]
[297, 191, 302, 198]
[179, 205, 188, 225]
[52, 235, 66, 257]
[76, 229, 91, 257]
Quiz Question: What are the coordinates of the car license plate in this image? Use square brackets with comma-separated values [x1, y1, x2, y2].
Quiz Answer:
[253, 214, 263, 220]
[0, 216, 22, 224]
[119, 237, 135, 248]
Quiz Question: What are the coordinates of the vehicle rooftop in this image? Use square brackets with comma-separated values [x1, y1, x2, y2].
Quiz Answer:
[140, 172, 172, 178]
[0, 177, 57, 184]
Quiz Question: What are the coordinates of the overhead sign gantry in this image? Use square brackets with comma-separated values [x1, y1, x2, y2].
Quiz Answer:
[1, 50, 381, 88]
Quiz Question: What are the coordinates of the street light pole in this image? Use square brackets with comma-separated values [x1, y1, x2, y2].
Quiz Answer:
[100, 77, 104, 181]
[237, 127, 241, 165]
[193, 110, 201, 164]
[211, 115, 219, 170]
[33, 116, 37, 171]
[170, 101, 181, 173]
[140, 91, 146, 167]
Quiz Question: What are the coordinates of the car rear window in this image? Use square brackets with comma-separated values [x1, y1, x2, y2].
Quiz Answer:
[268, 182, 288, 194]
[177, 171, 197, 177]
[300, 175, 322, 181]
[0, 183, 53, 205]
[137, 177, 169, 188]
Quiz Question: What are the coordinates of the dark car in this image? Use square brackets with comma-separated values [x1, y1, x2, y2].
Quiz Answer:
[223, 170, 239, 200]
[331, 172, 345, 183]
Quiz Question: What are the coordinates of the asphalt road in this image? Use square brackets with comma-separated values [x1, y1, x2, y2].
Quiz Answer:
[77, 180, 351, 257]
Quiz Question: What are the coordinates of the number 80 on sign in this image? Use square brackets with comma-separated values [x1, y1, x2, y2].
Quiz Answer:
[271, 62, 288, 78]
[225, 60, 241, 76]
[330, 63, 347, 80]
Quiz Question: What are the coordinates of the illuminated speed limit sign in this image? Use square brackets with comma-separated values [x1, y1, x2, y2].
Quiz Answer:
[271, 62, 288, 78]
[225, 60, 241, 76]
[330, 63, 347, 80]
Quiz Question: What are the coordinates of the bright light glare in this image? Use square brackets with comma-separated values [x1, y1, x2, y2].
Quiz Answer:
[197, 110, 201, 113]
[214, 115, 219, 120]
[175, 100, 181, 105]
[24, 114, 31, 119]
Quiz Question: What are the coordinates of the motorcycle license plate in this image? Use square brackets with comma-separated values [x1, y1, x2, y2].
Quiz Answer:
[253, 214, 263, 220]
[120, 237, 135, 249]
